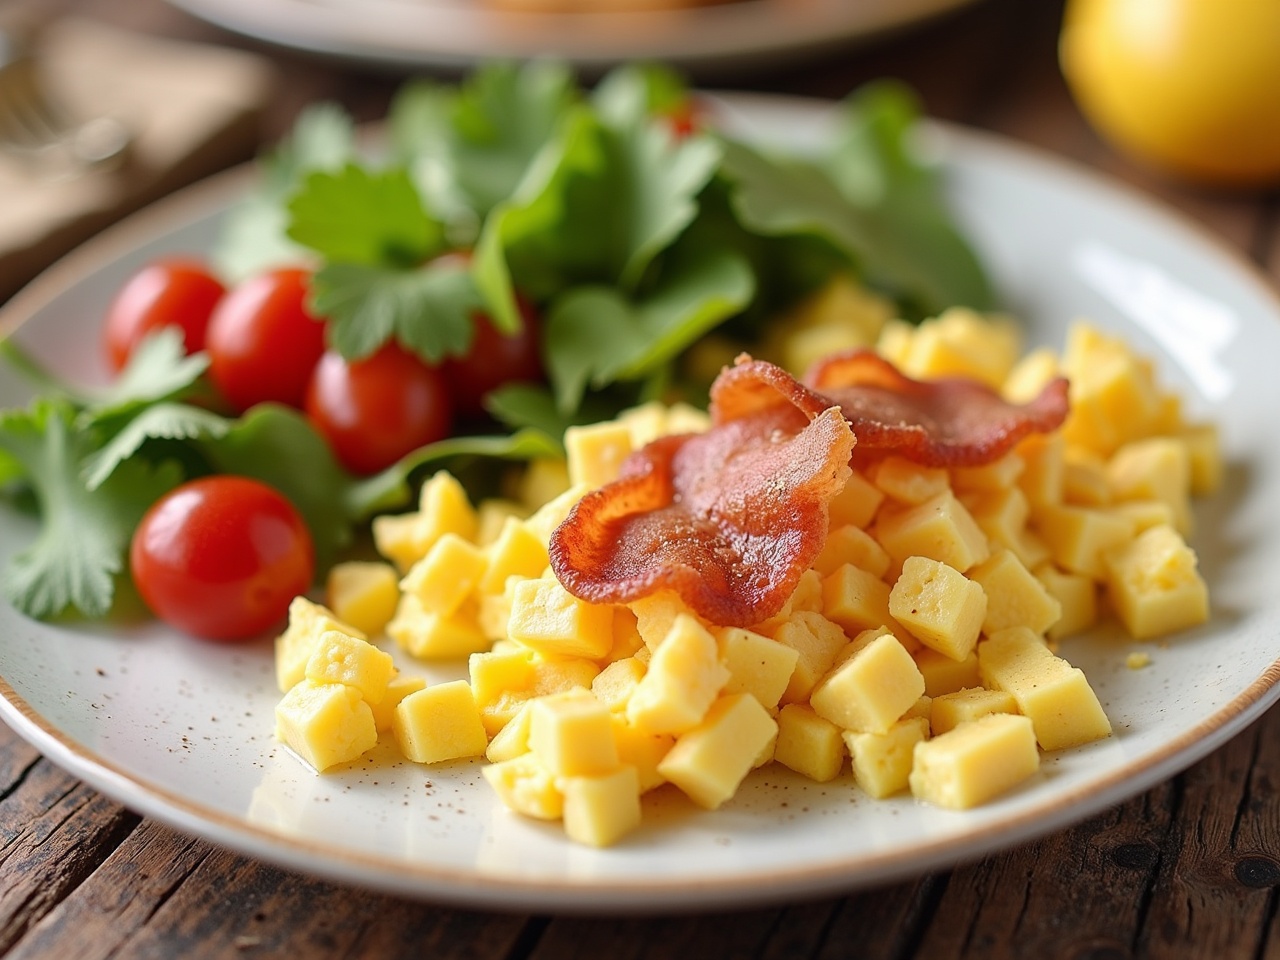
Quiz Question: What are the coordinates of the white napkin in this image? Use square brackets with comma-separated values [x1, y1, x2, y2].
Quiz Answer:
[0, 18, 276, 301]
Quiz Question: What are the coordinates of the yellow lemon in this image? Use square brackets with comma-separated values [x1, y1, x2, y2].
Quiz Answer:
[1060, 0, 1280, 187]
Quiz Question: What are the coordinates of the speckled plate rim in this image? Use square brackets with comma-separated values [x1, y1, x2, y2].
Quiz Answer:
[3, 93, 1280, 914]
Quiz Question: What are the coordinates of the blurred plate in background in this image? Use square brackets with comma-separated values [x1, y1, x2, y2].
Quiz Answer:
[164, 0, 983, 74]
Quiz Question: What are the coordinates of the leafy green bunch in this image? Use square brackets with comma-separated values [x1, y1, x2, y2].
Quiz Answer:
[0, 333, 556, 622]
[218, 61, 992, 433]
[0, 61, 991, 625]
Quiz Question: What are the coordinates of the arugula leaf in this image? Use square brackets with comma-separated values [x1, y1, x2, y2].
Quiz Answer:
[718, 82, 992, 318]
[214, 103, 356, 282]
[825, 82, 992, 314]
[309, 255, 485, 362]
[483, 384, 621, 444]
[287, 164, 444, 267]
[0, 401, 181, 619]
[391, 62, 578, 224]
[81, 403, 230, 490]
[347, 427, 562, 521]
[546, 244, 755, 411]
[197, 404, 363, 568]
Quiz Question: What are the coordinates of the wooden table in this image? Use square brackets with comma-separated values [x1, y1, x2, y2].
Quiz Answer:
[4, 0, 1280, 956]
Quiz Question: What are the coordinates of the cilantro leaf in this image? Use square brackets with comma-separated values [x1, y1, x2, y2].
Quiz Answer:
[309, 255, 484, 362]
[287, 164, 444, 267]
[0, 401, 182, 619]
[391, 61, 578, 223]
[605, 112, 722, 291]
[2, 329, 209, 421]
[214, 102, 356, 282]
[198, 404, 561, 566]
[82, 403, 230, 490]
[87, 329, 210, 416]
[475, 100, 720, 332]
[267, 102, 358, 186]
[545, 244, 754, 411]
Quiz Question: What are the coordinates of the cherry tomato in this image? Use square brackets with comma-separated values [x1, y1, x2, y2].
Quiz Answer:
[103, 259, 225, 371]
[663, 98, 702, 140]
[205, 267, 327, 412]
[130, 476, 314, 641]
[442, 298, 544, 420]
[1061, 0, 1280, 186]
[306, 343, 453, 475]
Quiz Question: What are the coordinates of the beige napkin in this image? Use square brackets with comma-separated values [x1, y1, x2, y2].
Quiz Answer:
[0, 18, 276, 302]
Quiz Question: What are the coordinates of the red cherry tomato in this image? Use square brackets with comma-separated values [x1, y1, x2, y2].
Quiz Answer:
[305, 343, 453, 475]
[205, 267, 326, 412]
[664, 98, 702, 140]
[130, 476, 314, 641]
[442, 299, 544, 420]
[103, 259, 225, 371]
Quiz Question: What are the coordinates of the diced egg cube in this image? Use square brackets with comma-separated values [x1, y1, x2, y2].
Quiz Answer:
[325, 561, 400, 637]
[773, 704, 845, 782]
[888, 557, 987, 661]
[506, 578, 614, 659]
[657, 694, 778, 810]
[845, 716, 929, 799]
[909, 713, 1040, 809]
[561, 766, 642, 848]
[565, 420, 634, 490]
[304, 629, 396, 704]
[482, 753, 564, 820]
[400, 533, 487, 617]
[977, 626, 1111, 750]
[809, 631, 925, 734]
[528, 691, 619, 777]
[1103, 524, 1209, 640]
[275, 679, 378, 773]
[393, 680, 488, 764]
[626, 614, 730, 735]
[275, 597, 367, 693]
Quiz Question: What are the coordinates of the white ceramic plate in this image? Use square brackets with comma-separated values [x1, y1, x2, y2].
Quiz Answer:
[3, 94, 1280, 914]
[164, 0, 981, 74]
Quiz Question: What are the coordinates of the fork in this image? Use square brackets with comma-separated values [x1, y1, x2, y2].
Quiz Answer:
[0, 20, 131, 178]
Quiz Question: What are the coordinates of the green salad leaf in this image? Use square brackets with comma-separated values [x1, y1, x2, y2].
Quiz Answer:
[197, 404, 363, 567]
[391, 61, 578, 225]
[2, 62, 998, 628]
[0, 401, 182, 619]
[287, 164, 444, 267]
[81, 403, 230, 491]
[719, 82, 992, 318]
[545, 244, 755, 411]
[215, 103, 356, 282]
[309, 255, 484, 362]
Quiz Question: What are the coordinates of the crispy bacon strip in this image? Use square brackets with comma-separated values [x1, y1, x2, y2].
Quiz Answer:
[550, 359, 855, 627]
[807, 349, 1070, 467]
[551, 350, 1070, 627]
